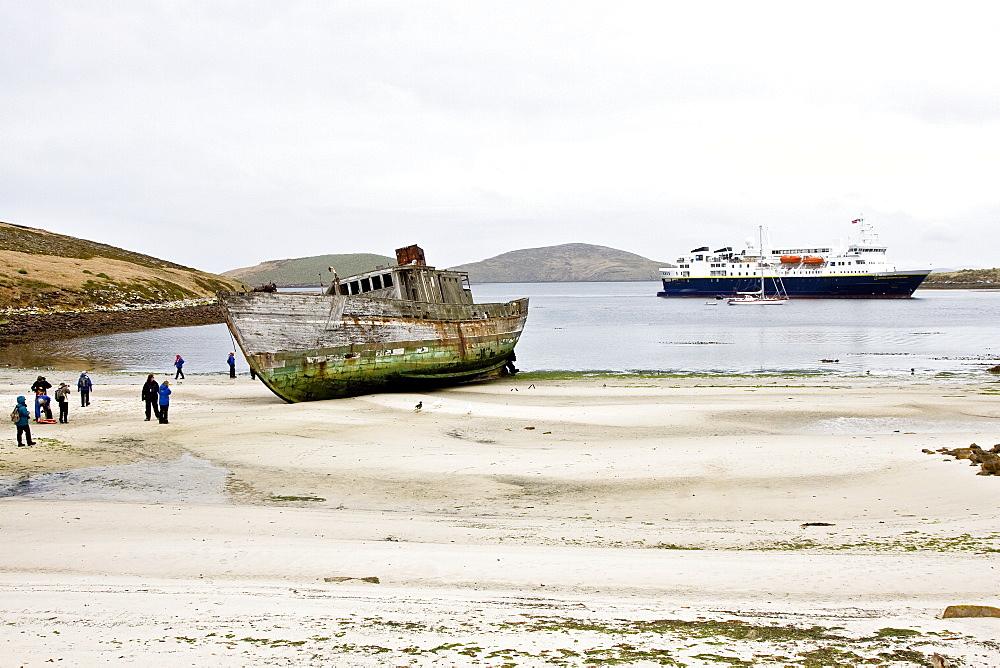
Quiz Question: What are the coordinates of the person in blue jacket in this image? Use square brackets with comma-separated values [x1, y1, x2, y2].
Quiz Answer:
[13, 396, 35, 446]
[174, 355, 185, 380]
[77, 372, 92, 407]
[35, 390, 53, 421]
[227, 352, 236, 378]
[158, 380, 172, 424]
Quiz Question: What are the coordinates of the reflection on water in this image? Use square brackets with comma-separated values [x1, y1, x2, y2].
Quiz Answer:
[0, 453, 231, 503]
[471, 284, 1000, 377]
[1, 285, 998, 377]
[0, 324, 248, 374]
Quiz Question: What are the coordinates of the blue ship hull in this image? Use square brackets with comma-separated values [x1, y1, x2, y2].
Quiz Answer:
[657, 271, 930, 298]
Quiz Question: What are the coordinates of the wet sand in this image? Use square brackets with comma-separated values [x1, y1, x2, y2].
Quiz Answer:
[2, 372, 1000, 665]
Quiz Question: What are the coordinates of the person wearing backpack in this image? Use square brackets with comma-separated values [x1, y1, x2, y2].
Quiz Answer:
[77, 372, 93, 407]
[12, 396, 35, 447]
[54, 383, 71, 423]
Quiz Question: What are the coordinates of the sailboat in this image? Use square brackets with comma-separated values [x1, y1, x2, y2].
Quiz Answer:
[727, 226, 789, 305]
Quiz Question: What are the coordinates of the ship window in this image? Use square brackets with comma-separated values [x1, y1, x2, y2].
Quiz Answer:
[383, 273, 393, 287]
[371, 275, 382, 290]
[361, 277, 372, 292]
[350, 281, 360, 294]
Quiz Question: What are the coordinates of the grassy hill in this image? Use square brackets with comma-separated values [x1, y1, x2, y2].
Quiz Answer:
[922, 268, 1000, 289]
[449, 243, 668, 282]
[0, 221, 245, 310]
[222, 253, 396, 287]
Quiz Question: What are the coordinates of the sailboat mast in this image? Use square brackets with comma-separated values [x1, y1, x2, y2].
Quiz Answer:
[758, 225, 765, 292]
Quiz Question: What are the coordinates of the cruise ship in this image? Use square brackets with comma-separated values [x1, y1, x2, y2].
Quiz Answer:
[657, 219, 931, 298]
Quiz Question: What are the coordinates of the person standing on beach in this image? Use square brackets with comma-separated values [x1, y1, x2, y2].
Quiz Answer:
[30, 376, 51, 418]
[227, 352, 236, 378]
[13, 396, 35, 447]
[158, 380, 171, 423]
[141, 374, 161, 421]
[174, 355, 185, 380]
[77, 372, 92, 407]
[54, 383, 71, 423]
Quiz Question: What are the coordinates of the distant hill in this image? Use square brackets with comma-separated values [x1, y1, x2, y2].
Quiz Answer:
[0, 221, 244, 309]
[922, 267, 1000, 289]
[222, 253, 396, 287]
[449, 243, 669, 283]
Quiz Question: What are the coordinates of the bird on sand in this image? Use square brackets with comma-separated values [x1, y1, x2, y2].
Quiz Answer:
[414, 401, 422, 412]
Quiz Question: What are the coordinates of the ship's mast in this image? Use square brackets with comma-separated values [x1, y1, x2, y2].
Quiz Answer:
[855, 216, 878, 246]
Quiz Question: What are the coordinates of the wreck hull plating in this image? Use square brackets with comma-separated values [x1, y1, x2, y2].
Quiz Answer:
[217, 292, 528, 402]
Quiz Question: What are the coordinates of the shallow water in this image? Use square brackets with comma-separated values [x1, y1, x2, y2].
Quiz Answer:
[807, 416, 1000, 435]
[0, 453, 231, 503]
[1, 284, 997, 377]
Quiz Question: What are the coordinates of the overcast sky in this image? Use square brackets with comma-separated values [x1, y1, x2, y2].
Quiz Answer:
[3, 2, 999, 274]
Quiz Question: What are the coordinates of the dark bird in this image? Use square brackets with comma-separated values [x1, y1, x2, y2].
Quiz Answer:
[414, 401, 422, 411]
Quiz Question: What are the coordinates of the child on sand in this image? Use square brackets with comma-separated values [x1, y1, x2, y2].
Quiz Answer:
[158, 380, 171, 424]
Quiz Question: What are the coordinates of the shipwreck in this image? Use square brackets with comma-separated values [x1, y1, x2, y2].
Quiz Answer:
[217, 245, 529, 402]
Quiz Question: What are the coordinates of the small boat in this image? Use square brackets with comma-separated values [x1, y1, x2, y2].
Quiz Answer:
[727, 227, 789, 305]
[727, 290, 787, 305]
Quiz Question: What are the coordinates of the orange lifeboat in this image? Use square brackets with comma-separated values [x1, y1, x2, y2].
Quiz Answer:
[780, 255, 801, 264]
[802, 255, 825, 265]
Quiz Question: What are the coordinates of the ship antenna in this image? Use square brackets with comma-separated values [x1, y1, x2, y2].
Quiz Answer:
[854, 215, 878, 246]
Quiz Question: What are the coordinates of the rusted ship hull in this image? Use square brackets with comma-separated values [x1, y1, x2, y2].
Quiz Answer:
[217, 291, 528, 402]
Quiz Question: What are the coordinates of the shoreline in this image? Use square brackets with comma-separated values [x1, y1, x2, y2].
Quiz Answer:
[1, 372, 1000, 664]
[0, 301, 225, 348]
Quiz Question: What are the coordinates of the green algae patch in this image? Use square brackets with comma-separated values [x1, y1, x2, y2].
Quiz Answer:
[121, 614, 970, 666]
[266, 494, 326, 503]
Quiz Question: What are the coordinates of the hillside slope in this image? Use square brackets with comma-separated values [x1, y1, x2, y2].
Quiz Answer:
[921, 268, 1000, 289]
[222, 253, 396, 287]
[449, 243, 668, 283]
[0, 221, 244, 310]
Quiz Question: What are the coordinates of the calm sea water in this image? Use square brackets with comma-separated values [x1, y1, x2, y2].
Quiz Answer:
[1, 284, 997, 377]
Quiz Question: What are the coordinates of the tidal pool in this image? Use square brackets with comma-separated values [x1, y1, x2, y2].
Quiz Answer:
[0, 453, 231, 503]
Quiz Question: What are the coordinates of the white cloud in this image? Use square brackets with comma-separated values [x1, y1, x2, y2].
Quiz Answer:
[2, 1, 999, 272]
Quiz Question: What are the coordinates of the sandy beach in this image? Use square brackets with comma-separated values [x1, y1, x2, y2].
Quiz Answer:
[2, 370, 1000, 666]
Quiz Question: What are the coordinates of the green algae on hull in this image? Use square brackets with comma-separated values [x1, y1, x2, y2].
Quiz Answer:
[252, 328, 523, 402]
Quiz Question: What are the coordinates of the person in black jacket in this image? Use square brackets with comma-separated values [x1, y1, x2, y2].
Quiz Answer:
[30, 376, 51, 419]
[141, 374, 161, 421]
[54, 383, 71, 423]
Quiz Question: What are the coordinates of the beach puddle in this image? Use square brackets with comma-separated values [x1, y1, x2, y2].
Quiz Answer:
[0, 453, 231, 503]
[809, 416, 1000, 435]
